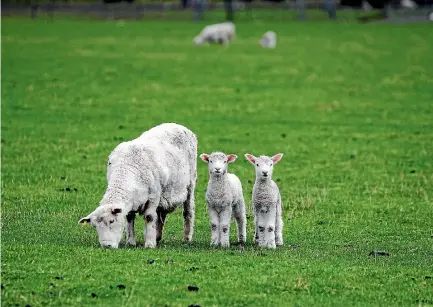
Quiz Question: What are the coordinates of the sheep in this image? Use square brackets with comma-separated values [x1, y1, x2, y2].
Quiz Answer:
[193, 22, 236, 46]
[200, 152, 246, 247]
[79, 123, 198, 249]
[259, 31, 277, 49]
[244, 153, 284, 249]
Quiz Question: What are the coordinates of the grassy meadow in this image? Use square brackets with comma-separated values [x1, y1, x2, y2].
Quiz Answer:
[1, 13, 433, 307]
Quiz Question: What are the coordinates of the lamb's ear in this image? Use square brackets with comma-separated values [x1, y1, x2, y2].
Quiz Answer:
[111, 207, 122, 215]
[78, 214, 92, 225]
[200, 153, 209, 163]
[244, 153, 256, 164]
[271, 153, 284, 164]
[227, 154, 237, 163]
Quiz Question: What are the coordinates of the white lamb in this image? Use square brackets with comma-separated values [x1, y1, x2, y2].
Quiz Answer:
[245, 153, 284, 249]
[200, 152, 246, 247]
[193, 22, 236, 46]
[79, 123, 198, 249]
[260, 31, 277, 49]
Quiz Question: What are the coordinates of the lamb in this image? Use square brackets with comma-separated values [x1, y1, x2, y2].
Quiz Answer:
[193, 22, 236, 46]
[79, 123, 198, 249]
[245, 153, 284, 249]
[200, 152, 246, 247]
[260, 31, 277, 49]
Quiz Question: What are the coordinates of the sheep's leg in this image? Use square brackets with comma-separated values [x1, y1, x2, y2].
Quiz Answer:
[182, 184, 196, 242]
[264, 207, 277, 249]
[219, 207, 232, 248]
[208, 206, 220, 246]
[275, 196, 284, 246]
[156, 207, 167, 244]
[253, 210, 259, 245]
[255, 213, 267, 247]
[221, 37, 230, 46]
[233, 200, 246, 245]
[143, 199, 159, 248]
[125, 211, 136, 247]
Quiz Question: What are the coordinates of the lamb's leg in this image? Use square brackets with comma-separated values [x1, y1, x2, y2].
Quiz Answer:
[275, 196, 284, 246]
[255, 212, 266, 247]
[156, 207, 167, 244]
[182, 184, 195, 242]
[125, 211, 136, 247]
[143, 198, 159, 248]
[208, 206, 220, 246]
[264, 207, 277, 249]
[254, 211, 259, 245]
[219, 207, 232, 248]
[233, 200, 246, 245]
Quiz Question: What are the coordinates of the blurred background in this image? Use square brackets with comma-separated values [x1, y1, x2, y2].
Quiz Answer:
[2, 0, 433, 23]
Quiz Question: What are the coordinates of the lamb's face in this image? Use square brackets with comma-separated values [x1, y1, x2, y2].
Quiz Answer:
[79, 205, 124, 248]
[200, 152, 237, 176]
[193, 36, 204, 46]
[245, 153, 283, 180]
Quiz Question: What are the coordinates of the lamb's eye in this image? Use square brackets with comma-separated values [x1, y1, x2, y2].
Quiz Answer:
[210, 160, 213, 163]
[270, 163, 273, 166]
[256, 163, 259, 166]
[109, 220, 114, 224]
[224, 161, 227, 163]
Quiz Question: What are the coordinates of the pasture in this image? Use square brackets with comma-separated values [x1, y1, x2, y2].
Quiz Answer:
[1, 14, 433, 307]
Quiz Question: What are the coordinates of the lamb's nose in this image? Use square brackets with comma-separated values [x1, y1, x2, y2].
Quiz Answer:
[262, 171, 268, 176]
[105, 244, 112, 248]
[215, 168, 221, 171]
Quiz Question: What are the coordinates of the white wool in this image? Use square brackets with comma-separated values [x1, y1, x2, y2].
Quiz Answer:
[200, 152, 246, 247]
[260, 31, 277, 49]
[79, 123, 197, 249]
[245, 153, 284, 249]
[193, 22, 236, 46]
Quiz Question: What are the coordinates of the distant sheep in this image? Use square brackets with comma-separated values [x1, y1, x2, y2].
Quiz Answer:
[260, 31, 277, 49]
[79, 123, 198, 249]
[193, 22, 236, 46]
[200, 152, 246, 247]
[245, 153, 284, 249]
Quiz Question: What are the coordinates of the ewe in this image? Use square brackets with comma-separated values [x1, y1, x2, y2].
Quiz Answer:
[193, 22, 236, 46]
[200, 152, 246, 247]
[79, 123, 197, 249]
[245, 153, 284, 249]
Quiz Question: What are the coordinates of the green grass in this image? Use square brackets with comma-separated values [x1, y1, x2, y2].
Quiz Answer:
[1, 14, 433, 307]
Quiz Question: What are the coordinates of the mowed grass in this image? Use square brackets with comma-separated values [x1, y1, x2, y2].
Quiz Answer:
[1, 14, 433, 307]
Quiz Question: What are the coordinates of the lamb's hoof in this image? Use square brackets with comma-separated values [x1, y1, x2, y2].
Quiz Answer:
[267, 243, 277, 249]
[276, 239, 283, 246]
[144, 241, 157, 248]
[220, 241, 230, 248]
[125, 240, 136, 247]
[210, 241, 219, 247]
[182, 236, 192, 243]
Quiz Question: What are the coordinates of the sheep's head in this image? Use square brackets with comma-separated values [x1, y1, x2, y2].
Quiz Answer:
[200, 152, 237, 176]
[193, 35, 204, 46]
[79, 204, 125, 248]
[245, 153, 283, 181]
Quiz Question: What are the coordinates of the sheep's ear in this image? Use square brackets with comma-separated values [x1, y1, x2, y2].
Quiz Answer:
[78, 214, 92, 225]
[271, 153, 284, 164]
[244, 153, 256, 164]
[227, 154, 237, 163]
[200, 153, 209, 163]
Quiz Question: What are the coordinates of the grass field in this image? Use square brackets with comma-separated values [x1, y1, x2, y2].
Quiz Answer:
[1, 14, 433, 307]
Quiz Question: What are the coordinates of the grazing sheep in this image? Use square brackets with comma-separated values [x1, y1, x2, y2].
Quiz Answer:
[79, 123, 198, 249]
[245, 153, 284, 249]
[193, 22, 236, 46]
[260, 31, 277, 49]
[200, 152, 246, 247]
